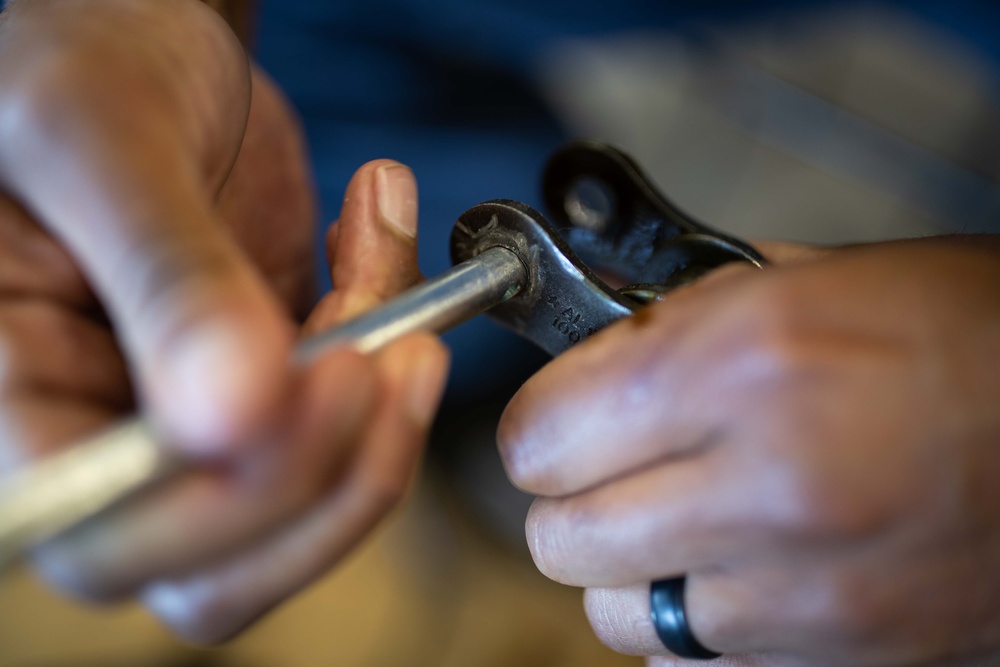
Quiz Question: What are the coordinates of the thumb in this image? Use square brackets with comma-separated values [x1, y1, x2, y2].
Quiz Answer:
[11, 151, 294, 456]
[0, 1, 292, 455]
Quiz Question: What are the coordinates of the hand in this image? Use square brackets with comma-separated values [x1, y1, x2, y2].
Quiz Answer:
[0, 0, 448, 643]
[498, 237, 1000, 666]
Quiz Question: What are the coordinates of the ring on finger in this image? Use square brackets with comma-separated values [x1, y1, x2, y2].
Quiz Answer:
[650, 576, 721, 660]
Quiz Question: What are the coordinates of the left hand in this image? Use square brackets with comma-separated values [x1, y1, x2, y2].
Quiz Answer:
[0, 9, 448, 636]
[29, 147, 447, 644]
[498, 236, 1000, 666]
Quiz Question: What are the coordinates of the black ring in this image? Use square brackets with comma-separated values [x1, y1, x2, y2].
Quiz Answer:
[650, 577, 721, 660]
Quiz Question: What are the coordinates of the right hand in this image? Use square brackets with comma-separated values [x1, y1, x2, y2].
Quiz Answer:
[0, 0, 449, 643]
[498, 237, 1000, 666]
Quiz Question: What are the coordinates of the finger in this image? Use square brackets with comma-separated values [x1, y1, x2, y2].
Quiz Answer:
[46, 180, 293, 455]
[32, 348, 378, 602]
[497, 235, 834, 499]
[585, 584, 668, 656]
[585, 559, 892, 665]
[0, 195, 94, 309]
[0, 396, 120, 476]
[587, 581, 740, 658]
[141, 334, 449, 644]
[333, 159, 420, 303]
[213, 65, 317, 321]
[0, 301, 131, 412]
[498, 274, 748, 497]
[589, 584, 792, 665]
[524, 451, 767, 588]
[588, 567, 847, 663]
[0, 40, 287, 455]
[309, 159, 420, 327]
[752, 241, 832, 266]
[0, 301, 131, 470]
[323, 221, 341, 285]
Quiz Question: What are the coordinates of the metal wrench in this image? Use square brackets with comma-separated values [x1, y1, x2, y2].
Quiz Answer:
[0, 141, 763, 569]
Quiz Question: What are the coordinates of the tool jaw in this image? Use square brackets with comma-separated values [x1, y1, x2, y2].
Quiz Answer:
[543, 141, 766, 289]
[450, 199, 636, 357]
[448, 141, 766, 357]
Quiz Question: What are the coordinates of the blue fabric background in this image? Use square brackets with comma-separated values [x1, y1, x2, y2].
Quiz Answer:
[254, 1, 1000, 400]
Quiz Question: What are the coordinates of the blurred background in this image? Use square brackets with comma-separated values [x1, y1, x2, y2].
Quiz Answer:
[3, 1, 1000, 665]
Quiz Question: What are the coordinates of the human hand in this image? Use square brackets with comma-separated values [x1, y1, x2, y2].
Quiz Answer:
[0, 0, 448, 643]
[498, 237, 1000, 666]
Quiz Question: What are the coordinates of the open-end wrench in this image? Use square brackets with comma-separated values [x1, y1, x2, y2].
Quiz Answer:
[0, 141, 763, 569]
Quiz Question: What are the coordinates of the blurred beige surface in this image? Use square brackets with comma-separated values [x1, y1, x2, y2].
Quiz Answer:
[540, 5, 1000, 246]
[0, 476, 639, 667]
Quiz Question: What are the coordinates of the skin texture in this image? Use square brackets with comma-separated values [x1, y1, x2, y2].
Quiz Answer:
[0, 0, 448, 643]
[498, 237, 1000, 666]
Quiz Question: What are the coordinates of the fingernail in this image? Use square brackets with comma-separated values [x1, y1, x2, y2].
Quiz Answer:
[405, 346, 447, 428]
[376, 164, 417, 239]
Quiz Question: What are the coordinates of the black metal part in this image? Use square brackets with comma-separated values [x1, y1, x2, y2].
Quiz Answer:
[650, 577, 722, 660]
[543, 140, 765, 288]
[450, 141, 765, 356]
[450, 200, 639, 357]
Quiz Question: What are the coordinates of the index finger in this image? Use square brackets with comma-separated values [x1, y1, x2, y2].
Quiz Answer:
[306, 159, 421, 329]
[497, 270, 754, 498]
[496, 238, 833, 498]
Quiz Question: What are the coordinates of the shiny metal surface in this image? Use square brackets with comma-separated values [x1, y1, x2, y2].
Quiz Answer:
[451, 200, 639, 357]
[296, 246, 526, 361]
[0, 421, 176, 569]
[0, 246, 526, 570]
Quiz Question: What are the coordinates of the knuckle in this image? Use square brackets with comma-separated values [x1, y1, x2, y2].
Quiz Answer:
[722, 282, 821, 389]
[742, 321, 813, 386]
[806, 571, 890, 645]
[764, 460, 894, 540]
